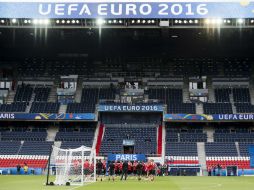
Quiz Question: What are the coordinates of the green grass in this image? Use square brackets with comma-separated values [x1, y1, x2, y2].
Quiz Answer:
[0, 175, 254, 190]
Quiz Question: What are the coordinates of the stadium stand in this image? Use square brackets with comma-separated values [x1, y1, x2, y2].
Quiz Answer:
[100, 124, 157, 155]
[205, 142, 238, 157]
[67, 87, 115, 113]
[34, 87, 51, 102]
[14, 85, 33, 102]
[0, 131, 47, 141]
[0, 141, 21, 155]
[56, 126, 95, 148]
[165, 142, 198, 157]
[235, 103, 254, 113]
[0, 102, 27, 112]
[29, 102, 60, 113]
[233, 88, 251, 103]
[203, 103, 233, 114]
[215, 88, 231, 102]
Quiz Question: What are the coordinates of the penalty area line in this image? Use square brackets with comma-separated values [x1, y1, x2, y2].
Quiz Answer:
[69, 182, 95, 190]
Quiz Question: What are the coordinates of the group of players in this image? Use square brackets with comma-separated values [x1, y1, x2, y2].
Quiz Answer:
[96, 159, 157, 181]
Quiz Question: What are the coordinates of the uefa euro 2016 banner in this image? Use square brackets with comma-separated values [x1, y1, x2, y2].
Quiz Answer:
[98, 104, 164, 112]
[0, 0, 254, 19]
[107, 154, 146, 161]
[0, 113, 96, 120]
[164, 114, 254, 121]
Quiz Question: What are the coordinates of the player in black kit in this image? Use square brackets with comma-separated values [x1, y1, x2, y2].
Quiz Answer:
[108, 161, 115, 181]
[120, 161, 129, 180]
[136, 161, 143, 181]
[96, 159, 103, 181]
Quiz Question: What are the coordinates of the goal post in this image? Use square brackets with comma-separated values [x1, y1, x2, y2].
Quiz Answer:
[47, 145, 96, 186]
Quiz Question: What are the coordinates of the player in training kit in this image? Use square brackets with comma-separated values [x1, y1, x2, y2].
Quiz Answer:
[96, 159, 103, 181]
[108, 161, 115, 181]
[136, 161, 143, 181]
[133, 161, 138, 176]
[128, 161, 133, 175]
[148, 160, 156, 181]
[121, 161, 129, 180]
[83, 159, 90, 176]
[73, 159, 81, 175]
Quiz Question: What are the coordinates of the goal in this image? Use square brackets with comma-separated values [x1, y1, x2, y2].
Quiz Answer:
[47, 145, 96, 186]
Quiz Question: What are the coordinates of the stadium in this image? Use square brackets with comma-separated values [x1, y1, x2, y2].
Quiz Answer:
[1, 0, 254, 190]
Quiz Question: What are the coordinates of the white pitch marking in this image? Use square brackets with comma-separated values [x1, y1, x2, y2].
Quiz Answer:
[69, 182, 95, 190]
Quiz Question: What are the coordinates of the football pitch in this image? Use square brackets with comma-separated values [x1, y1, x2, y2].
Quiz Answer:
[0, 176, 254, 190]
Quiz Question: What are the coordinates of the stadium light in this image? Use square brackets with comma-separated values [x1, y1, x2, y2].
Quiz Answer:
[96, 18, 105, 26]
[32, 19, 49, 25]
[56, 20, 60, 24]
[223, 19, 231, 24]
[205, 19, 211, 24]
[237, 18, 244, 24]
[216, 18, 223, 25]
[33, 19, 38, 24]
[0, 19, 4, 24]
[205, 18, 222, 25]
[12, 18, 17, 23]
[194, 20, 199, 24]
[43, 19, 50, 25]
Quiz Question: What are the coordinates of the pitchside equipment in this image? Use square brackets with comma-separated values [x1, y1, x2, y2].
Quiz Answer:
[49, 145, 96, 186]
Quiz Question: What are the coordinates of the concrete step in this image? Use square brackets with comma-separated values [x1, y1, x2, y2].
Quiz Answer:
[229, 94, 237, 113]
[75, 78, 83, 103]
[46, 126, 59, 142]
[235, 142, 241, 157]
[48, 85, 57, 103]
[207, 78, 215, 102]
[58, 104, 67, 114]
[196, 103, 203, 114]
[25, 102, 31, 113]
[249, 81, 254, 104]
[205, 126, 214, 143]
[197, 142, 207, 175]
[183, 78, 190, 102]
[6, 90, 16, 104]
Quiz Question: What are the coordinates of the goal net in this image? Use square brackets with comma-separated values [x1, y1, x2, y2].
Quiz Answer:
[50, 145, 96, 186]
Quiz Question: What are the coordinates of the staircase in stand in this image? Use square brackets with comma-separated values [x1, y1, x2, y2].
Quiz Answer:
[6, 90, 16, 104]
[74, 77, 83, 103]
[58, 104, 67, 114]
[46, 126, 58, 142]
[197, 142, 207, 176]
